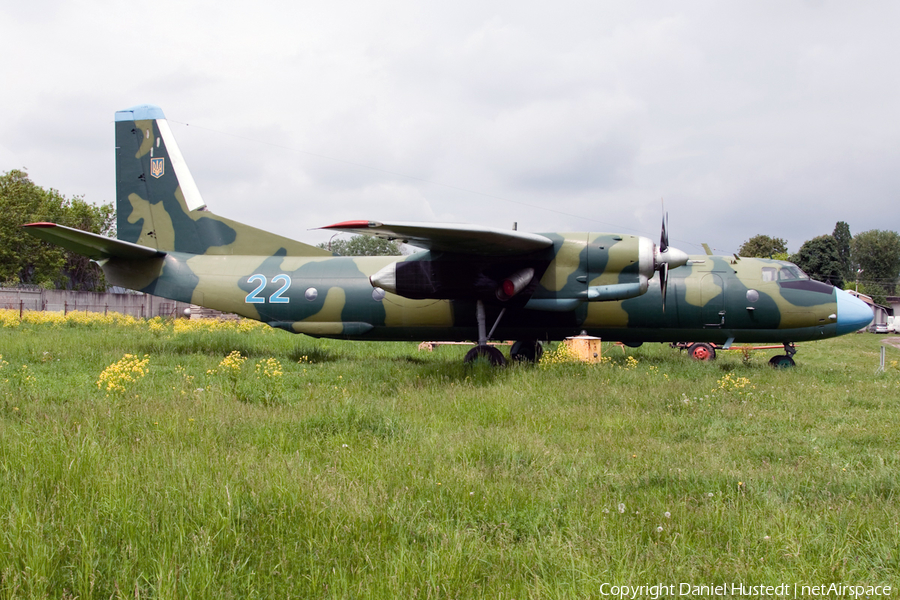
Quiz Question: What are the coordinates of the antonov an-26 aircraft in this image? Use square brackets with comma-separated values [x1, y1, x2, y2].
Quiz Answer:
[24, 105, 873, 366]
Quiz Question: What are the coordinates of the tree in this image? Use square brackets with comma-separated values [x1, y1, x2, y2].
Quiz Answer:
[832, 221, 852, 281]
[790, 235, 844, 288]
[317, 235, 401, 256]
[56, 195, 115, 290]
[851, 229, 900, 299]
[738, 235, 788, 258]
[0, 169, 114, 290]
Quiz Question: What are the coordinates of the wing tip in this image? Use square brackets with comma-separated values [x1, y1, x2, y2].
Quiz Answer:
[319, 220, 381, 230]
[23, 222, 58, 228]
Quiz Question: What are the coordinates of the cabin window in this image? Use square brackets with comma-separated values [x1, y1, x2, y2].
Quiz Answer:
[761, 267, 776, 282]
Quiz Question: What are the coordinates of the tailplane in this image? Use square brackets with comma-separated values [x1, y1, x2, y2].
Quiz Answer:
[115, 105, 329, 257]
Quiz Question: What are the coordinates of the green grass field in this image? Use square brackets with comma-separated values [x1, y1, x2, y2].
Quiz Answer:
[1, 311, 898, 598]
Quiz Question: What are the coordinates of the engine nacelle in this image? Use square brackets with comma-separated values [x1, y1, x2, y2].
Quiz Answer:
[368, 232, 688, 306]
[583, 234, 687, 302]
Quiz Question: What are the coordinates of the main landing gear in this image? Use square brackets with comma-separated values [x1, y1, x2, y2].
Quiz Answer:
[463, 341, 544, 366]
[464, 300, 508, 366]
[463, 345, 507, 366]
[510, 340, 544, 362]
[463, 300, 544, 366]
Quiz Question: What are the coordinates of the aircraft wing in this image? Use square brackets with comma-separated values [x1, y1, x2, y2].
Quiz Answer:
[319, 220, 553, 256]
[22, 223, 165, 260]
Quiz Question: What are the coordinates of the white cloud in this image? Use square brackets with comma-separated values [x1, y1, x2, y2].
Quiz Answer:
[1, 0, 898, 252]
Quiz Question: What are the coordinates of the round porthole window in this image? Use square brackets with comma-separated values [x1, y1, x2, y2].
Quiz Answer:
[746, 289, 759, 303]
[305, 287, 318, 301]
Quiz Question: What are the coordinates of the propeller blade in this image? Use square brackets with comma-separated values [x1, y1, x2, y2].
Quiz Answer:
[660, 212, 669, 253]
[660, 263, 669, 313]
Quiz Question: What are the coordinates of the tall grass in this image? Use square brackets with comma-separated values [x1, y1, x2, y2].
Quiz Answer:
[1, 310, 898, 598]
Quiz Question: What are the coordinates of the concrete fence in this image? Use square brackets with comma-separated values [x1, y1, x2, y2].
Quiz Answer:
[0, 288, 191, 319]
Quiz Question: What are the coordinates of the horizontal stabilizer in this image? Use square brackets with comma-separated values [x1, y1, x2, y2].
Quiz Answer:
[22, 223, 165, 260]
[319, 220, 553, 256]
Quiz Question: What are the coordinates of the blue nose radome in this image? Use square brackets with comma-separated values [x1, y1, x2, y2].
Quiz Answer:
[835, 289, 873, 335]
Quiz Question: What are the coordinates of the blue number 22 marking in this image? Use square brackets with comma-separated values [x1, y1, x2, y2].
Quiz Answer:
[269, 274, 291, 303]
[245, 274, 292, 304]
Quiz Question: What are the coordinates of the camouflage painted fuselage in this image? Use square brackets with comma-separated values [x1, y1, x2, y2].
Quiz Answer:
[103, 243, 840, 344]
[28, 104, 869, 349]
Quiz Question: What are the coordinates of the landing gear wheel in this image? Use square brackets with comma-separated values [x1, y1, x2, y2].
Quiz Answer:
[687, 342, 716, 361]
[769, 355, 796, 368]
[464, 344, 507, 367]
[510, 340, 544, 363]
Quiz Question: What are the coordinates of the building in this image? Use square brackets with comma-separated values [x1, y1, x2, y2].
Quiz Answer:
[846, 290, 890, 330]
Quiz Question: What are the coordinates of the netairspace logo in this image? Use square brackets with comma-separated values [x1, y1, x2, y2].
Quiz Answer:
[598, 582, 893, 599]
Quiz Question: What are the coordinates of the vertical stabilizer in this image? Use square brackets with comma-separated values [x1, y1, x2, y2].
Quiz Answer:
[114, 105, 330, 257]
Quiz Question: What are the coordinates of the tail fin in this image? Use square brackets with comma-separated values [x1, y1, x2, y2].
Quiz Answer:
[115, 105, 330, 257]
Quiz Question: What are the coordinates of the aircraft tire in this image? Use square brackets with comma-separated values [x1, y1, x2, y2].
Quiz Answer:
[687, 342, 716, 361]
[510, 340, 544, 363]
[464, 344, 507, 367]
[768, 355, 796, 368]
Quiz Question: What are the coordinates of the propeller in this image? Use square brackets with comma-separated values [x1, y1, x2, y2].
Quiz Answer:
[655, 210, 688, 312]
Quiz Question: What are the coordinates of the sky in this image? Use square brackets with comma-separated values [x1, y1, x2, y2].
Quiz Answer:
[1, 0, 898, 255]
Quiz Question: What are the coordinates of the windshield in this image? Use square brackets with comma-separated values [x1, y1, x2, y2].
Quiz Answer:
[777, 265, 810, 281]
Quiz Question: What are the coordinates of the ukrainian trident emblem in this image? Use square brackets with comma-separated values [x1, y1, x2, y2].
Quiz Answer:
[150, 157, 165, 179]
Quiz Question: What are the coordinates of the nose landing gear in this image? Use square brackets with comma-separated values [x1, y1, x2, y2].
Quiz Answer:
[768, 342, 797, 368]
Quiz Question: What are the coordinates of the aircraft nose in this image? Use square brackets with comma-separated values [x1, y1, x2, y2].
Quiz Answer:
[835, 288, 873, 335]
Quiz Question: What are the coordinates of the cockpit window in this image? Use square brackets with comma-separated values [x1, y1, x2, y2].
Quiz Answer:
[762, 265, 810, 282]
[777, 266, 809, 281]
